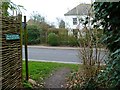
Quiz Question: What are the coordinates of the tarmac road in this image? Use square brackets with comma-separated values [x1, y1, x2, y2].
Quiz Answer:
[22, 46, 107, 64]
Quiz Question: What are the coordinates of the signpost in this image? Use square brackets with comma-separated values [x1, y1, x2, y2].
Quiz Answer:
[23, 16, 29, 81]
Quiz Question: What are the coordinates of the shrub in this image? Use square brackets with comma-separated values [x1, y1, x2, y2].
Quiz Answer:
[59, 34, 68, 46]
[92, 2, 120, 88]
[78, 37, 87, 47]
[67, 35, 79, 46]
[48, 28, 69, 46]
[47, 33, 59, 46]
[27, 25, 41, 45]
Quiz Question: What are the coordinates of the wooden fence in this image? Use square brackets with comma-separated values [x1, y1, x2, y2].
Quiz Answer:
[1, 15, 22, 89]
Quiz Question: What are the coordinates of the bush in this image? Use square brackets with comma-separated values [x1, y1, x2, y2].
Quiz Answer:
[27, 25, 41, 45]
[92, 2, 120, 88]
[48, 28, 69, 46]
[78, 37, 88, 47]
[47, 33, 59, 46]
[59, 35, 68, 46]
[67, 35, 79, 46]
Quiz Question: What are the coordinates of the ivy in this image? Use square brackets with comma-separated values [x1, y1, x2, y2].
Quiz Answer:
[91, 2, 120, 88]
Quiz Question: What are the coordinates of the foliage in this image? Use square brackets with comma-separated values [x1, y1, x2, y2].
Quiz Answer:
[92, 2, 120, 88]
[47, 33, 59, 46]
[65, 65, 99, 89]
[23, 80, 33, 89]
[59, 35, 68, 46]
[69, 2, 120, 89]
[47, 28, 79, 46]
[28, 12, 53, 44]
[27, 25, 41, 45]
[30, 11, 45, 23]
[47, 28, 59, 35]
[1, 0, 25, 16]
[66, 2, 120, 89]
[66, 28, 106, 89]
[59, 19, 65, 28]
[67, 35, 79, 46]
[65, 2, 108, 89]
[93, 2, 120, 52]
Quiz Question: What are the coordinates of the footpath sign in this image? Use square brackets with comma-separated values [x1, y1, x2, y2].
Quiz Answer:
[5, 34, 20, 40]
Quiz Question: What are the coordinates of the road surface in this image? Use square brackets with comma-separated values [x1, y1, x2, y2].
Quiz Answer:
[22, 46, 107, 64]
[23, 47, 81, 64]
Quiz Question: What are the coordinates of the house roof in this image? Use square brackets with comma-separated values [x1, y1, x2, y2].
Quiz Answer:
[64, 4, 91, 16]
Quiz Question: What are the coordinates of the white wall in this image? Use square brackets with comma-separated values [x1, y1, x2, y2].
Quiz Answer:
[64, 15, 88, 30]
[65, 15, 96, 30]
[65, 16, 78, 29]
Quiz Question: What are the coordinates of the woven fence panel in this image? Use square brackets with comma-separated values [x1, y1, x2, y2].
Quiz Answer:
[1, 15, 22, 90]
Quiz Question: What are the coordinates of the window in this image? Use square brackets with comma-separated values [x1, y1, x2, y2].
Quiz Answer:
[73, 18, 77, 25]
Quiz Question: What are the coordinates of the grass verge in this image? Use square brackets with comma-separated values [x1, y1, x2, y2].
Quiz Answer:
[22, 61, 79, 83]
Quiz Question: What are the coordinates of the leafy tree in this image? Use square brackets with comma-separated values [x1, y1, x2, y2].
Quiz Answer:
[27, 25, 41, 45]
[56, 18, 65, 28]
[30, 11, 45, 23]
[0, 0, 25, 16]
[29, 12, 54, 43]
[59, 20, 65, 28]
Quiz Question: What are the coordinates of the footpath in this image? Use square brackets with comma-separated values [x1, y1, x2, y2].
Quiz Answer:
[44, 68, 71, 88]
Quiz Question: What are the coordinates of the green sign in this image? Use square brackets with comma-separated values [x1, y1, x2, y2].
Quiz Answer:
[6, 34, 20, 40]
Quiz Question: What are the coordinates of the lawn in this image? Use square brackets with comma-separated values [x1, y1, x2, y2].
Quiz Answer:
[22, 61, 79, 83]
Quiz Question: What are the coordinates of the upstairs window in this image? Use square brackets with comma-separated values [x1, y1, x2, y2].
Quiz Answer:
[73, 18, 77, 25]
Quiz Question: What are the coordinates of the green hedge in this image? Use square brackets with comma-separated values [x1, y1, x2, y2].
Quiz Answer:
[67, 35, 79, 46]
[47, 33, 59, 46]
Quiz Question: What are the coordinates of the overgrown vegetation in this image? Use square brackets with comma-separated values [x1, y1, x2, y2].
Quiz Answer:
[65, 19, 107, 89]
[66, 2, 120, 89]
[92, 2, 120, 88]
[67, 35, 79, 46]
[26, 11, 83, 46]
[26, 21, 80, 46]
[27, 25, 41, 45]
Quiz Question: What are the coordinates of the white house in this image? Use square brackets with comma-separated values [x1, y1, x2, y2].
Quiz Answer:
[64, 4, 91, 36]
